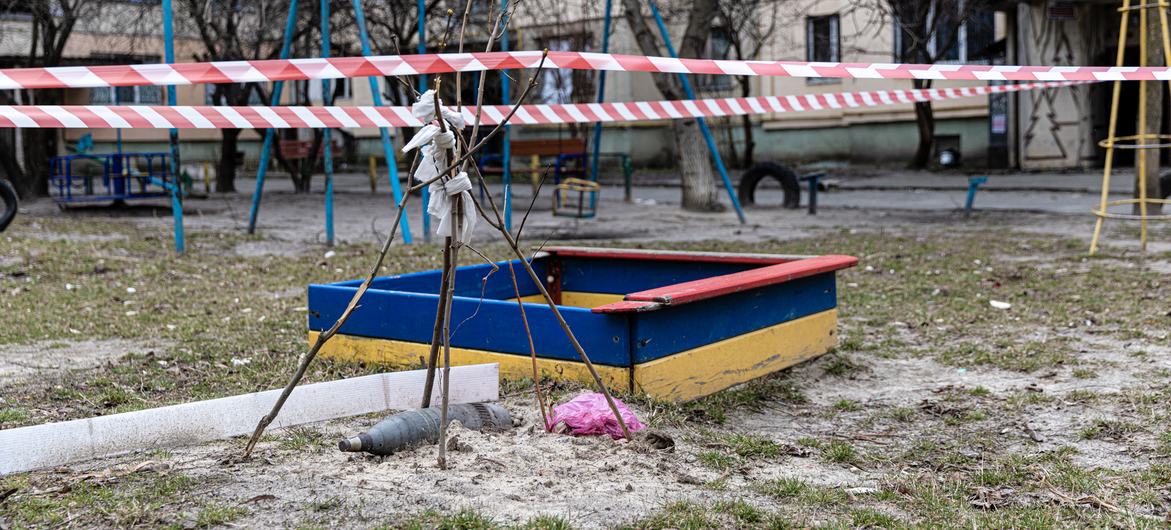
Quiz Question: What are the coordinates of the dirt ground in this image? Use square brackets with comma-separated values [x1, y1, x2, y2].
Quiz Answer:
[2, 175, 1171, 528]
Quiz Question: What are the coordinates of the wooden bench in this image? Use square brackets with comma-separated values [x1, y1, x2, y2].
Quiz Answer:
[478, 138, 587, 191]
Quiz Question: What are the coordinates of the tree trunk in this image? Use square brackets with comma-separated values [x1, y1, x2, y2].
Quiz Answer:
[740, 79, 755, 167]
[910, 80, 935, 169]
[217, 129, 240, 193]
[0, 129, 22, 187]
[675, 119, 720, 211]
[1138, 18, 1164, 214]
[19, 129, 54, 198]
[621, 0, 722, 211]
[0, 92, 24, 189]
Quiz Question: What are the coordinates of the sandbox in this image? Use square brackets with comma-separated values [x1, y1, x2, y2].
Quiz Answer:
[308, 247, 857, 401]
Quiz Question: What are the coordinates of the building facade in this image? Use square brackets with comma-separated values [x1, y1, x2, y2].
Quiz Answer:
[0, 1, 1138, 172]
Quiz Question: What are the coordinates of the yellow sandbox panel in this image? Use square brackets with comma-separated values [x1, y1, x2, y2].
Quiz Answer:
[632, 309, 838, 402]
[510, 291, 626, 308]
[312, 332, 631, 392]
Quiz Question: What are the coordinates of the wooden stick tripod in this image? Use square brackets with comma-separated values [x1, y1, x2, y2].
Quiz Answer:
[1090, 0, 1171, 254]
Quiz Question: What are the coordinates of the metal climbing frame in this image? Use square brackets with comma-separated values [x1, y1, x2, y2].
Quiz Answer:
[1090, 0, 1171, 254]
[247, 0, 414, 246]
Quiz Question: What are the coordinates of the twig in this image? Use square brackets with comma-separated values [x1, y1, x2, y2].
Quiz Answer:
[420, 242, 452, 408]
[431, 81, 463, 470]
[243, 193, 412, 458]
[515, 166, 551, 242]
[507, 259, 550, 431]
[246, 51, 553, 459]
[463, 68, 632, 439]
[405, 50, 548, 196]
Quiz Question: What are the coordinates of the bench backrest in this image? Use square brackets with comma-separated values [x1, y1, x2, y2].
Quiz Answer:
[509, 138, 586, 157]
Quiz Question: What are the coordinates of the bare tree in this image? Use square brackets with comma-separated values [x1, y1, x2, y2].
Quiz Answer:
[0, 0, 103, 197]
[871, 0, 989, 169]
[715, 0, 780, 168]
[621, 0, 721, 211]
[180, 0, 326, 193]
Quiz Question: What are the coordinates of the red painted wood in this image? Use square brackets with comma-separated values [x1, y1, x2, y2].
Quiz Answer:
[546, 246, 809, 265]
[624, 254, 858, 306]
[590, 300, 663, 314]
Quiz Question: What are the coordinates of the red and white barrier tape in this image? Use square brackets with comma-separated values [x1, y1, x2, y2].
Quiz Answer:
[0, 81, 1081, 129]
[0, 51, 1160, 90]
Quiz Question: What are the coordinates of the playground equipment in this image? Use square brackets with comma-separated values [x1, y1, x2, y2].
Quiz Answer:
[308, 247, 856, 401]
[0, 178, 16, 232]
[737, 162, 828, 215]
[49, 152, 175, 207]
[552, 178, 602, 218]
[1090, 0, 1171, 254]
[245, 0, 413, 247]
[965, 176, 988, 218]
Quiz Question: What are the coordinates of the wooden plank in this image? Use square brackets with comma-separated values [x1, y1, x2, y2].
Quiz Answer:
[629, 274, 838, 362]
[633, 310, 837, 401]
[547, 246, 811, 265]
[509, 291, 626, 309]
[332, 258, 549, 300]
[625, 254, 858, 305]
[557, 256, 760, 294]
[0, 364, 500, 475]
[315, 332, 631, 393]
[591, 300, 663, 313]
[308, 285, 632, 366]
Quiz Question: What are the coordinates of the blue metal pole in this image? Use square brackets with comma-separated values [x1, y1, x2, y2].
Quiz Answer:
[352, 0, 413, 244]
[417, 0, 431, 242]
[321, 0, 334, 246]
[587, 0, 613, 212]
[499, 0, 512, 231]
[161, 0, 185, 251]
[247, 0, 298, 235]
[647, 1, 746, 224]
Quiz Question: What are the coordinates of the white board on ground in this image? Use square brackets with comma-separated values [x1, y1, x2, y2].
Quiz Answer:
[0, 363, 499, 475]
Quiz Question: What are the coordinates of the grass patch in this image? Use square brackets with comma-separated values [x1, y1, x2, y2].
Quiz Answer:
[195, 503, 248, 527]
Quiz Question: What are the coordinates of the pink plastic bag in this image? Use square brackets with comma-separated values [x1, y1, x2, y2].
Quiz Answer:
[549, 392, 645, 439]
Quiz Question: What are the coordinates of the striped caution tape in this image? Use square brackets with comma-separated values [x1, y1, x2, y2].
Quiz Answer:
[0, 50, 1159, 90]
[0, 80, 1084, 129]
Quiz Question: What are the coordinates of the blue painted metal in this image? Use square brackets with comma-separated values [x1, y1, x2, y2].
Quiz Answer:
[417, 0, 431, 243]
[307, 283, 632, 366]
[352, 0, 413, 244]
[161, 0, 184, 252]
[799, 171, 825, 215]
[247, 0, 299, 235]
[558, 257, 758, 294]
[587, 0, 613, 212]
[499, 0, 513, 231]
[322, 0, 335, 246]
[647, 1, 746, 224]
[965, 175, 988, 217]
[50, 153, 174, 204]
[629, 274, 837, 363]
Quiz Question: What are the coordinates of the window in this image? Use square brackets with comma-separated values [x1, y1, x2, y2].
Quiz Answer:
[539, 38, 574, 104]
[90, 86, 163, 105]
[698, 26, 734, 92]
[806, 15, 840, 63]
[893, 0, 996, 64]
[806, 14, 840, 85]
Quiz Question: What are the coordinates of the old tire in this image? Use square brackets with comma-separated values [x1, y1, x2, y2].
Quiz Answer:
[0, 178, 16, 233]
[738, 162, 800, 209]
